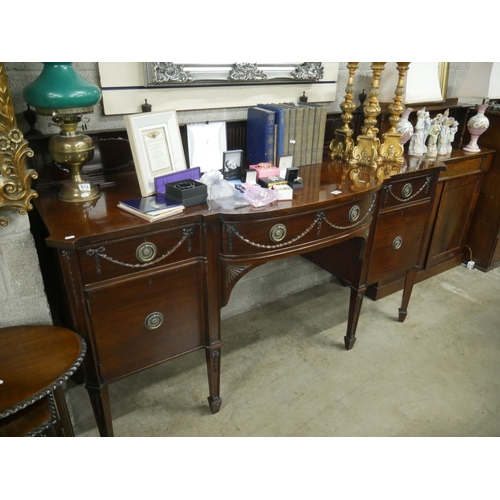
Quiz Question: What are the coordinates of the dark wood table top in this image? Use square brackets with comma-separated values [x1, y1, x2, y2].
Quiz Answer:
[0, 325, 86, 418]
[33, 150, 467, 250]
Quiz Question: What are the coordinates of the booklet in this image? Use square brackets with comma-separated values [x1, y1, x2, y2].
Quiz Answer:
[118, 195, 184, 222]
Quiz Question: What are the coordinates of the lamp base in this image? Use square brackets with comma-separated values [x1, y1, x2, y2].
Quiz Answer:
[57, 174, 101, 202]
[48, 114, 101, 203]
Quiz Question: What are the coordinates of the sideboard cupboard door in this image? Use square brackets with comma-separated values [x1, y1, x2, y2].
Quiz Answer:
[426, 174, 482, 270]
[367, 202, 430, 285]
[86, 261, 207, 383]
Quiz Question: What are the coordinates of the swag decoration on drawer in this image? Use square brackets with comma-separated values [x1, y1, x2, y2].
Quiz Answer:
[224, 195, 377, 252]
[85, 228, 194, 275]
[383, 175, 433, 205]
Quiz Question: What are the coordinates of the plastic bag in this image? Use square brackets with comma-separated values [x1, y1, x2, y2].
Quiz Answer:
[200, 170, 235, 201]
[241, 183, 278, 208]
[214, 195, 250, 210]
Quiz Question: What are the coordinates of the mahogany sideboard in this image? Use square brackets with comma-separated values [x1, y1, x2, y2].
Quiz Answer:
[366, 148, 494, 300]
[464, 112, 500, 272]
[31, 155, 443, 436]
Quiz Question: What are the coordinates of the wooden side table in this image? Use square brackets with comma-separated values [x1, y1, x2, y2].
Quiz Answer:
[0, 325, 86, 437]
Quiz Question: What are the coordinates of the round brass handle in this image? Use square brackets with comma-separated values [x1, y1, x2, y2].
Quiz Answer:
[269, 223, 287, 243]
[145, 312, 163, 330]
[392, 236, 403, 250]
[402, 183, 413, 199]
[349, 205, 360, 222]
[136, 242, 157, 263]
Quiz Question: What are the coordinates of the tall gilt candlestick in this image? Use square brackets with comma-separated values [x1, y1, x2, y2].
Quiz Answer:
[350, 62, 386, 168]
[379, 62, 410, 164]
[330, 62, 359, 160]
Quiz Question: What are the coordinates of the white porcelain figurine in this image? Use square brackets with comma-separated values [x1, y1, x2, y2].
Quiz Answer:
[408, 108, 427, 156]
[426, 117, 442, 158]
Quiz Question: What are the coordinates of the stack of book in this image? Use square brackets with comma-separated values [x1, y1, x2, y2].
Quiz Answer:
[246, 102, 328, 167]
[118, 195, 185, 222]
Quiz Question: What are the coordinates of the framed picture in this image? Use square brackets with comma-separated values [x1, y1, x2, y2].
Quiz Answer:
[222, 149, 243, 180]
[187, 121, 227, 172]
[278, 155, 293, 178]
[124, 110, 187, 197]
[278, 155, 294, 169]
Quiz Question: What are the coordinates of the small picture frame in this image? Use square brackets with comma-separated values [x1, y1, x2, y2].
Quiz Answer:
[278, 155, 294, 170]
[222, 149, 243, 180]
[278, 155, 294, 178]
[124, 110, 187, 197]
[187, 121, 227, 173]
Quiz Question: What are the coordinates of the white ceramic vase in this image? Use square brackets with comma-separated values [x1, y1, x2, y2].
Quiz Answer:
[397, 108, 414, 145]
[463, 104, 489, 152]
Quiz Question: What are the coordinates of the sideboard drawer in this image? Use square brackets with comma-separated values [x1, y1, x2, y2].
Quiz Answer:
[79, 223, 202, 284]
[220, 194, 377, 257]
[441, 156, 485, 178]
[380, 174, 434, 211]
[86, 261, 207, 383]
[368, 201, 429, 284]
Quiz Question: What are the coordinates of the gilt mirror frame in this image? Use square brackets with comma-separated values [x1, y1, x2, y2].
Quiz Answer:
[0, 62, 38, 227]
[438, 62, 450, 101]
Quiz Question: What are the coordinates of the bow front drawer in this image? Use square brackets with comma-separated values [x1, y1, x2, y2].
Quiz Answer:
[220, 194, 377, 257]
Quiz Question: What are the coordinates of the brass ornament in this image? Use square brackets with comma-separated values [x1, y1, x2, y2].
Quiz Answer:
[329, 62, 359, 160]
[378, 62, 411, 164]
[350, 63, 386, 168]
[0, 62, 38, 227]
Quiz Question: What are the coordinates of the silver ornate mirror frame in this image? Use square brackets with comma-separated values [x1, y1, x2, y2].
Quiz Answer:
[144, 62, 325, 87]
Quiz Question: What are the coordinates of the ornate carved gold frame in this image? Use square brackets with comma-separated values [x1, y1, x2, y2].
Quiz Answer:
[0, 62, 38, 227]
[438, 62, 450, 101]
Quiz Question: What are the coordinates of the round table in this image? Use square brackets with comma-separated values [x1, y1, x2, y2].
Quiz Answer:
[0, 325, 86, 437]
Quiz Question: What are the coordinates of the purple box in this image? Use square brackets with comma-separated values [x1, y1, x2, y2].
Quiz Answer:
[154, 167, 201, 195]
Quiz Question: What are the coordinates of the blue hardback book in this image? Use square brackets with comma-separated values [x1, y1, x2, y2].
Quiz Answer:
[257, 104, 287, 159]
[246, 107, 275, 165]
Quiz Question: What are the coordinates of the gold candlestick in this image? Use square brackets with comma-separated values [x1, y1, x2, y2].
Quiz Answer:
[378, 62, 411, 164]
[350, 62, 386, 168]
[329, 62, 359, 160]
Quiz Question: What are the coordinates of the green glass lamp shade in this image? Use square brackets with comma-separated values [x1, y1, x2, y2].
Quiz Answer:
[23, 62, 101, 114]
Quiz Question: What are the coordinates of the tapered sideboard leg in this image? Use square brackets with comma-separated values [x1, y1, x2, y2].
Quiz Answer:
[344, 287, 365, 350]
[86, 384, 114, 437]
[206, 345, 222, 414]
[398, 266, 418, 323]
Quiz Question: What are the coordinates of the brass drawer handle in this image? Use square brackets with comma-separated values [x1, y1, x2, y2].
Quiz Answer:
[349, 205, 360, 222]
[402, 183, 413, 199]
[145, 312, 163, 330]
[136, 242, 157, 263]
[392, 236, 403, 250]
[269, 223, 287, 243]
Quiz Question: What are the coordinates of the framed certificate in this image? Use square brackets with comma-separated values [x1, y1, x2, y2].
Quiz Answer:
[125, 110, 187, 197]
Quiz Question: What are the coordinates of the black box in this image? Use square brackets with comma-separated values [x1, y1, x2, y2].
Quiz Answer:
[164, 179, 208, 207]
